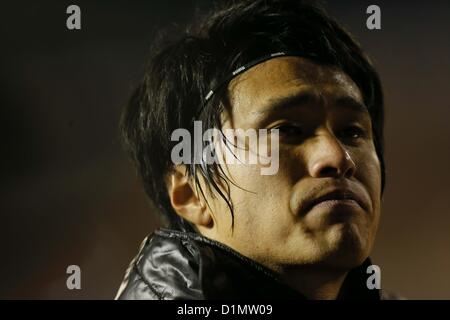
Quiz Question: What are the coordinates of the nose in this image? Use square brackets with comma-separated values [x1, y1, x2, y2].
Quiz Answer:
[307, 131, 356, 179]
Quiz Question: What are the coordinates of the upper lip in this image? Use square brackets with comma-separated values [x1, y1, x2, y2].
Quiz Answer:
[301, 188, 366, 215]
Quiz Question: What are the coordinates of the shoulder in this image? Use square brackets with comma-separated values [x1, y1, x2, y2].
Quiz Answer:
[115, 229, 204, 300]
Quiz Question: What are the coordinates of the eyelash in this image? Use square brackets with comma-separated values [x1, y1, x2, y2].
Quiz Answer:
[270, 123, 367, 140]
[271, 123, 304, 136]
[338, 125, 366, 140]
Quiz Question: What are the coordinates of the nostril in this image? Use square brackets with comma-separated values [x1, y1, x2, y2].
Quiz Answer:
[319, 166, 339, 177]
[344, 164, 356, 178]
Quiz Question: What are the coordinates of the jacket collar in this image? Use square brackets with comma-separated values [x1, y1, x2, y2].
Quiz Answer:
[118, 228, 380, 300]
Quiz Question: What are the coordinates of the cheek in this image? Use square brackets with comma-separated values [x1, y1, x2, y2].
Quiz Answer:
[224, 162, 295, 229]
[354, 146, 382, 214]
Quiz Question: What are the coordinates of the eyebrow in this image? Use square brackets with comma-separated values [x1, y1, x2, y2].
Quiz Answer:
[253, 91, 318, 116]
[333, 96, 368, 114]
[252, 91, 368, 117]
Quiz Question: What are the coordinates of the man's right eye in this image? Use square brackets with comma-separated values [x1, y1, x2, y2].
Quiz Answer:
[271, 124, 304, 136]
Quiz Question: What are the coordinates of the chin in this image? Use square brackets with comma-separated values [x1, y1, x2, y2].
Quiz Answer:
[321, 223, 371, 269]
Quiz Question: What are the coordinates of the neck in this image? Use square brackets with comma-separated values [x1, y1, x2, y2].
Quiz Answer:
[279, 265, 349, 300]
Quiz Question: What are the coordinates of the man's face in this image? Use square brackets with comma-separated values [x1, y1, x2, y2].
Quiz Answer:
[202, 56, 381, 272]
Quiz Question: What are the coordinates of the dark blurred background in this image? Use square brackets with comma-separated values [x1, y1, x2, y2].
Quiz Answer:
[1, 0, 449, 299]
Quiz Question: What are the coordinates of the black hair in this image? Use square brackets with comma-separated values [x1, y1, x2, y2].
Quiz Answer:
[120, 0, 385, 232]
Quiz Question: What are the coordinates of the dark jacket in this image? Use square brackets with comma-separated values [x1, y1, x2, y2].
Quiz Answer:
[116, 228, 386, 300]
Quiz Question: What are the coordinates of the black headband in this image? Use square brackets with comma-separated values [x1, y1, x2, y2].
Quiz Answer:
[195, 51, 304, 119]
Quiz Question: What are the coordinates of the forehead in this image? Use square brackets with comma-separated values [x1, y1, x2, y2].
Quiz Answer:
[227, 56, 364, 119]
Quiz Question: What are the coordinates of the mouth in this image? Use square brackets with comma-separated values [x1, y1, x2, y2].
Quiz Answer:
[302, 188, 366, 215]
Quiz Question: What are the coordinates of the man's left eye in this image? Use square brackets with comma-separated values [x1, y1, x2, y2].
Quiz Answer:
[339, 125, 366, 139]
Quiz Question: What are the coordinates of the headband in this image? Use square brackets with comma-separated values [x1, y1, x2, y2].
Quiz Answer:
[195, 51, 303, 119]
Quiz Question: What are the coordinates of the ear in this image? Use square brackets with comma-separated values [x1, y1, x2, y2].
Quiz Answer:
[166, 165, 213, 228]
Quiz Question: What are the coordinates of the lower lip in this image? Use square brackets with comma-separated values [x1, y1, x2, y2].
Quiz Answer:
[310, 199, 362, 212]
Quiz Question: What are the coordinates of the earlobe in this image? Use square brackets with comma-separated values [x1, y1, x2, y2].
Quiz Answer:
[167, 166, 213, 228]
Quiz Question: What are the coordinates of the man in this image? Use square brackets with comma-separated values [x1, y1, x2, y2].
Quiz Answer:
[116, 0, 392, 300]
